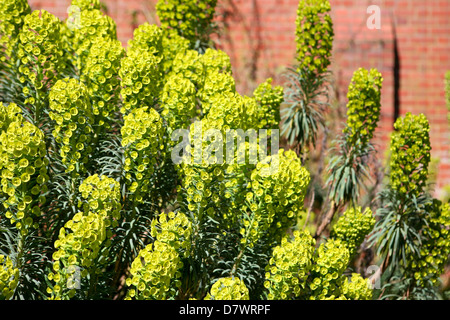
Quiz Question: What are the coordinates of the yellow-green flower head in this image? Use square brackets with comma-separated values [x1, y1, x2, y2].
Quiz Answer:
[69, 8, 117, 70]
[126, 212, 191, 300]
[0, 109, 48, 233]
[71, 0, 101, 11]
[389, 112, 431, 197]
[78, 174, 121, 227]
[0, 0, 31, 37]
[343, 68, 383, 144]
[160, 73, 197, 131]
[150, 211, 192, 255]
[17, 10, 63, 91]
[156, 0, 218, 47]
[205, 277, 249, 300]
[0, 255, 20, 300]
[252, 78, 283, 129]
[0, 102, 22, 132]
[48, 78, 94, 174]
[161, 29, 190, 74]
[170, 49, 204, 89]
[264, 230, 315, 300]
[127, 23, 163, 57]
[295, 0, 333, 75]
[198, 71, 236, 117]
[121, 107, 164, 201]
[47, 210, 107, 299]
[82, 37, 125, 123]
[119, 49, 163, 114]
[409, 200, 450, 287]
[201, 48, 232, 75]
[331, 206, 375, 257]
[249, 149, 311, 241]
[340, 273, 372, 300]
[308, 239, 350, 299]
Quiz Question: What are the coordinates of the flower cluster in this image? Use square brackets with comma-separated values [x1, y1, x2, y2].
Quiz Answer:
[0, 0, 31, 38]
[127, 23, 163, 57]
[121, 107, 164, 202]
[343, 68, 383, 145]
[161, 29, 190, 74]
[308, 239, 350, 299]
[160, 73, 197, 132]
[71, 0, 101, 11]
[389, 112, 431, 197]
[82, 37, 124, 126]
[331, 206, 375, 257]
[252, 78, 283, 129]
[264, 231, 315, 299]
[126, 211, 192, 300]
[48, 78, 94, 174]
[170, 49, 204, 89]
[0, 255, 20, 300]
[295, 0, 333, 75]
[17, 10, 63, 101]
[205, 277, 250, 300]
[78, 174, 121, 229]
[0, 103, 48, 234]
[409, 200, 450, 287]
[340, 273, 373, 300]
[69, 8, 117, 70]
[247, 149, 310, 242]
[47, 210, 107, 299]
[156, 0, 218, 47]
[119, 50, 163, 114]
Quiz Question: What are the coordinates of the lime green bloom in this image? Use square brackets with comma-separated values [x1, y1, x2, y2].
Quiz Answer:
[205, 277, 249, 300]
[331, 206, 375, 257]
[156, 0, 217, 48]
[389, 113, 431, 197]
[0, 255, 20, 300]
[295, 0, 334, 75]
[126, 211, 192, 300]
[343, 68, 383, 145]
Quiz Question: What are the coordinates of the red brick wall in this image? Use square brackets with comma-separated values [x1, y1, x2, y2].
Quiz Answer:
[27, 0, 450, 195]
